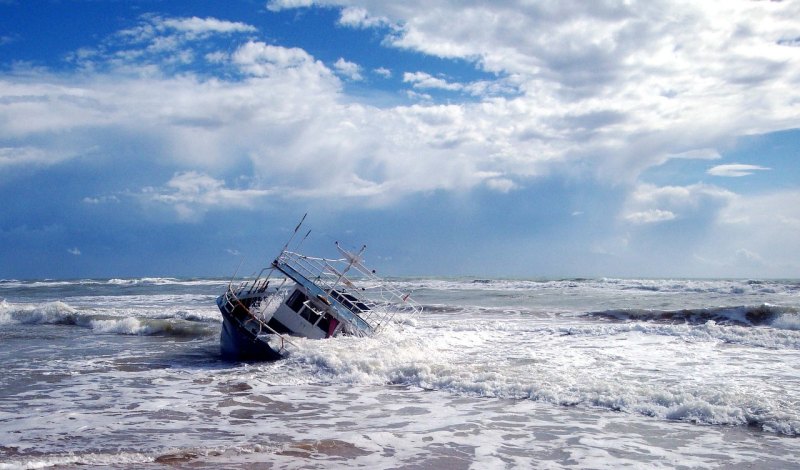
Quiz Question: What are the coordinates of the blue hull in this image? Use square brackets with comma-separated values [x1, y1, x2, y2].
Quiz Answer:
[219, 301, 283, 362]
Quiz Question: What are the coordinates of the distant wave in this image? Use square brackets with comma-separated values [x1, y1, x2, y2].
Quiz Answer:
[588, 304, 799, 329]
[417, 304, 466, 314]
[0, 300, 217, 338]
[0, 277, 228, 289]
[107, 277, 208, 286]
[388, 278, 800, 296]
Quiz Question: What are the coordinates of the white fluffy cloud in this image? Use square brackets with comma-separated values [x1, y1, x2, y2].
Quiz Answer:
[3, 3, 800, 236]
[333, 58, 363, 81]
[144, 171, 273, 221]
[403, 71, 464, 91]
[269, 0, 800, 180]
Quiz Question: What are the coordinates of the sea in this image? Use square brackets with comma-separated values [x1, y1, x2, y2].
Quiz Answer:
[1, 276, 799, 469]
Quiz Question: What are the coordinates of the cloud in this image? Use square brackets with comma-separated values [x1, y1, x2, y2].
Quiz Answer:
[696, 190, 800, 275]
[402, 71, 517, 98]
[143, 171, 273, 221]
[158, 16, 257, 37]
[484, 177, 517, 193]
[624, 209, 676, 225]
[0, 146, 72, 167]
[69, 15, 257, 73]
[333, 58, 363, 81]
[665, 148, 722, 161]
[83, 195, 120, 204]
[67, 247, 81, 256]
[3, 4, 800, 215]
[403, 71, 463, 92]
[232, 40, 332, 79]
[2, 5, 799, 278]
[373, 67, 392, 78]
[338, 7, 388, 29]
[269, 0, 800, 183]
[266, 0, 314, 12]
[117, 15, 256, 43]
[707, 163, 771, 177]
[622, 183, 734, 224]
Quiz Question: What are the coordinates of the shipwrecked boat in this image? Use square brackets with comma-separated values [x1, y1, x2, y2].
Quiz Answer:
[216, 218, 422, 360]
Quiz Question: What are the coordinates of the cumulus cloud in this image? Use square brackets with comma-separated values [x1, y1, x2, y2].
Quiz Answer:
[3, 3, 800, 219]
[622, 183, 735, 224]
[267, 0, 800, 182]
[338, 6, 388, 29]
[373, 67, 392, 78]
[707, 163, 771, 177]
[333, 58, 363, 81]
[403, 71, 463, 91]
[232, 40, 329, 78]
[144, 171, 273, 221]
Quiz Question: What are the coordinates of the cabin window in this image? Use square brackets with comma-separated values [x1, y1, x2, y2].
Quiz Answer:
[316, 314, 331, 334]
[300, 305, 321, 325]
[286, 290, 308, 313]
[331, 290, 370, 312]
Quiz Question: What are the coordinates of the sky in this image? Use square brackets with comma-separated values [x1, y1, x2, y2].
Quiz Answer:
[1, 0, 799, 280]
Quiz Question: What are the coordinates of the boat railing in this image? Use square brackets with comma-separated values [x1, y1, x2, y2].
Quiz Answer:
[277, 250, 422, 332]
[222, 285, 297, 353]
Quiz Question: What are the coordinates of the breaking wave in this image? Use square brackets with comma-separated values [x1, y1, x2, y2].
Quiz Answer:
[389, 277, 800, 296]
[0, 300, 216, 338]
[0, 277, 227, 289]
[281, 326, 800, 436]
[588, 304, 799, 329]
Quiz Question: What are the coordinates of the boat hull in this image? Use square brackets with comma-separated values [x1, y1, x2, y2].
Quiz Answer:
[218, 299, 283, 361]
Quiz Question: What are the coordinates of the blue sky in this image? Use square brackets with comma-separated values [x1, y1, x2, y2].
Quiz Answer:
[1, 0, 799, 279]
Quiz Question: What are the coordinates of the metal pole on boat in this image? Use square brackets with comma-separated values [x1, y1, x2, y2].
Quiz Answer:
[295, 229, 312, 252]
[328, 242, 366, 291]
[276, 213, 307, 258]
[228, 258, 245, 289]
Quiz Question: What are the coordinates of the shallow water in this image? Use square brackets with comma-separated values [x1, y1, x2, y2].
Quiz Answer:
[1, 277, 799, 468]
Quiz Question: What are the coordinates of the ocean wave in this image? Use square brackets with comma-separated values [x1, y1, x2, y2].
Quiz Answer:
[0, 450, 153, 469]
[0, 299, 79, 325]
[0, 277, 227, 289]
[88, 317, 215, 337]
[417, 304, 465, 314]
[555, 321, 800, 350]
[280, 328, 800, 436]
[0, 300, 216, 338]
[588, 304, 799, 329]
[387, 278, 800, 296]
[108, 277, 180, 286]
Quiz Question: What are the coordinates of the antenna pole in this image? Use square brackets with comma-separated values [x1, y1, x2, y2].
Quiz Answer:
[277, 213, 307, 258]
